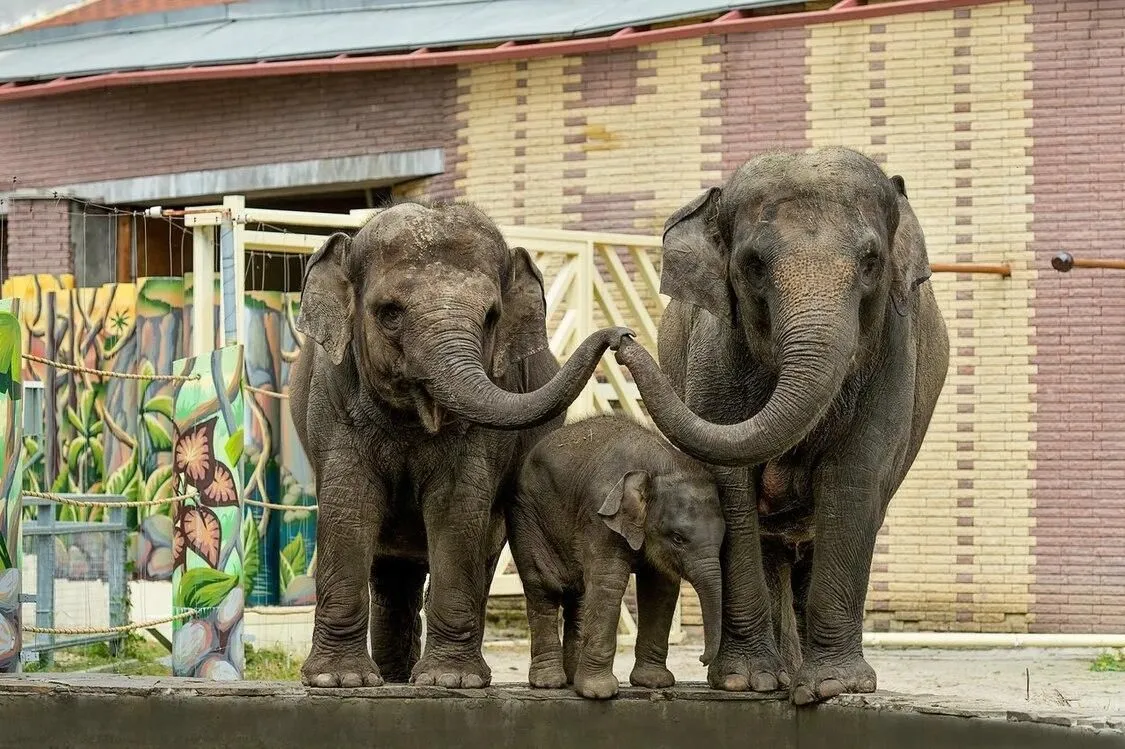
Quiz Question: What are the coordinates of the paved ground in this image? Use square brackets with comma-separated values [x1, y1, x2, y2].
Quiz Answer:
[482, 640, 1125, 716]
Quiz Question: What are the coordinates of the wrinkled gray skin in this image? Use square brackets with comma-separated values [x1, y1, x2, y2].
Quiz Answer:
[615, 148, 949, 705]
[289, 200, 632, 689]
[508, 415, 725, 700]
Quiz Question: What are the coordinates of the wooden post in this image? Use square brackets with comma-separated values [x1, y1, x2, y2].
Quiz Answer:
[191, 226, 216, 358]
[219, 196, 246, 347]
[0, 298, 24, 673]
[171, 344, 246, 679]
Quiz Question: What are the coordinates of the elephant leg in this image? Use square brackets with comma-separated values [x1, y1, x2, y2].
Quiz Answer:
[369, 556, 427, 683]
[411, 439, 499, 689]
[790, 469, 883, 706]
[630, 568, 679, 689]
[708, 465, 787, 693]
[562, 595, 580, 685]
[791, 548, 812, 656]
[525, 587, 566, 689]
[573, 556, 631, 699]
[762, 539, 800, 675]
[300, 469, 383, 688]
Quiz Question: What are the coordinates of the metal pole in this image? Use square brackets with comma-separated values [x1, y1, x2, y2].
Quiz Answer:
[43, 294, 58, 489]
[1051, 252, 1125, 273]
[106, 501, 126, 654]
[34, 501, 54, 668]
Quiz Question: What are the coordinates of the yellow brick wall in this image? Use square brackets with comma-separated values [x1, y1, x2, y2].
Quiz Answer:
[808, 1, 1036, 632]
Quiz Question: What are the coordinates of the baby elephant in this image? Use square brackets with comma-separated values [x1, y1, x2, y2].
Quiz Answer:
[508, 415, 724, 699]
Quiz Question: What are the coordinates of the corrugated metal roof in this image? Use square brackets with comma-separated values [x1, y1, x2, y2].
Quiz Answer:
[0, 0, 788, 83]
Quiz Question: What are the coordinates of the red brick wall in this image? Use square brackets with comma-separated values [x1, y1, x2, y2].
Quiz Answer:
[6, 199, 72, 277]
[1028, 0, 1125, 633]
[0, 69, 457, 189]
[27, 0, 232, 29]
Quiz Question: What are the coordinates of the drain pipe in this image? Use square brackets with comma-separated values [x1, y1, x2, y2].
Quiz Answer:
[864, 632, 1125, 649]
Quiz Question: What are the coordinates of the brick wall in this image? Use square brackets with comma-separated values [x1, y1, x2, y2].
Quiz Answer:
[1028, 0, 1125, 634]
[3, 0, 1124, 633]
[6, 199, 72, 277]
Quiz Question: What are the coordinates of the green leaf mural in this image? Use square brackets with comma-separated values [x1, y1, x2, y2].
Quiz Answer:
[175, 567, 240, 611]
[225, 427, 244, 467]
[171, 344, 245, 678]
[279, 533, 307, 592]
[240, 512, 259, 597]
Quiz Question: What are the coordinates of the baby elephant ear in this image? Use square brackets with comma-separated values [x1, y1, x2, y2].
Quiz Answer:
[296, 232, 354, 366]
[598, 471, 650, 551]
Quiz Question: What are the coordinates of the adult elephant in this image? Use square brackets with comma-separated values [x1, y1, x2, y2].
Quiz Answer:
[290, 200, 630, 689]
[615, 147, 949, 704]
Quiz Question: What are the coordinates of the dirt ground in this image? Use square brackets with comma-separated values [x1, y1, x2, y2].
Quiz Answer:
[481, 639, 1125, 716]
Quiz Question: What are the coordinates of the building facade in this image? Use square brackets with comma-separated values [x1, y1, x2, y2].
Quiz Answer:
[1, 0, 1123, 633]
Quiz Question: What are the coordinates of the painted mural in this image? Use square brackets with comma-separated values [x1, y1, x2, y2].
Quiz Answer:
[0, 274, 317, 607]
[171, 344, 245, 679]
[0, 298, 24, 673]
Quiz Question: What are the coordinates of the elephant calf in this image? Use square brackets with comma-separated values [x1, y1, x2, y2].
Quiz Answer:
[508, 415, 724, 699]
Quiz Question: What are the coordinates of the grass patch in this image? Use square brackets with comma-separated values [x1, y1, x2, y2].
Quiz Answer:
[23, 634, 305, 680]
[1091, 650, 1125, 673]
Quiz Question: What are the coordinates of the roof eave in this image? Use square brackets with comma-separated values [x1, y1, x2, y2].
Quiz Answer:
[0, 0, 997, 103]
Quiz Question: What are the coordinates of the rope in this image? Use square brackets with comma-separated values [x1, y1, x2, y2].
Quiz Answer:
[243, 382, 289, 399]
[24, 489, 198, 508]
[23, 610, 199, 635]
[22, 353, 200, 383]
[243, 496, 317, 512]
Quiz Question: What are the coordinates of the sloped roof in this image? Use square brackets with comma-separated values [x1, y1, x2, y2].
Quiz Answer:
[0, 0, 784, 82]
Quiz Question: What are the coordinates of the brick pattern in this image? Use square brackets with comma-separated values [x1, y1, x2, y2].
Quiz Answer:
[26, 0, 232, 29]
[6, 199, 72, 277]
[718, 27, 811, 177]
[1028, 0, 1125, 634]
[0, 70, 457, 191]
[808, 2, 1035, 633]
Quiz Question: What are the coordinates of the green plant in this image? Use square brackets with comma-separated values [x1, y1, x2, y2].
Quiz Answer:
[1091, 650, 1125, 672]
[279, 533, 307, 592]
[245, 643, 304, 682]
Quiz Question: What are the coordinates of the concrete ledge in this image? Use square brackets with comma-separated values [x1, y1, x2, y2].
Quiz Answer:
[0, 675, 1121, 749]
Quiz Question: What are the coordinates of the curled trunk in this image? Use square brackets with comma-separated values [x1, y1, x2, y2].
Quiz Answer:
[419, 325, 625, 430]
[614, 322, 851, 467]
[684, 559, 722, 666]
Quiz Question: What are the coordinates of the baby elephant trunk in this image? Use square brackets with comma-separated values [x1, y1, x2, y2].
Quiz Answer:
[684, 558, 722, 666]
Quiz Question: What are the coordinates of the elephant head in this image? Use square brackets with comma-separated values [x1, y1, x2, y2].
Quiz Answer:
[297, 201, 628, 432]
[616, 147, 932, 466]
[598, 469, 725, 665]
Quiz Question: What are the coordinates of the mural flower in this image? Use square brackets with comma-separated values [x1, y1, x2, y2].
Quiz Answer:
[203, 464, 237, 506]
[175, 418, 216, 485]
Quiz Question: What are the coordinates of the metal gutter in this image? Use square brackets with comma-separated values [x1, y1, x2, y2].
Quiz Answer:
[0, 0, 1002, 103]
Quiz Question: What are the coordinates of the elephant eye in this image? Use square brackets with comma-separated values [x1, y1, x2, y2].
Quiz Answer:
[860, 253, 882, 282]
[377, 303, 404, 332]
[670, 532, 688, 547]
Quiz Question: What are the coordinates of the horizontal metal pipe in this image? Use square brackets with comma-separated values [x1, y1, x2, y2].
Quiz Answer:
[1051, 252, 1125, 273]
[0, 0, 1003, 102]
[929, 262, 1011, 277]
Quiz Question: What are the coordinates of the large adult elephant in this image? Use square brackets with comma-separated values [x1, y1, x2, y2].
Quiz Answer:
[289, 200, 630, 688]
[615, 147, 949, 704]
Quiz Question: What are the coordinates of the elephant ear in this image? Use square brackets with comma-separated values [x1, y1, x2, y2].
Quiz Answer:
[296, 232, 355, 366]
[492, 246, 550, 378]
[660, 187, 733, 325]
[888, 183, 932, 315]
[598, 470, 649, 552]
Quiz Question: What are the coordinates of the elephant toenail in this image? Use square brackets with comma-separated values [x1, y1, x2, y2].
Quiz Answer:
[413, 673, 435, 686]
[791, 685, 816, 706]
[462, 674, 485, 689]
[818, 678, 845, 699]
[749, 673, 779, 692]
[721, 674, 750, 692]
[437, 673, 461, 688]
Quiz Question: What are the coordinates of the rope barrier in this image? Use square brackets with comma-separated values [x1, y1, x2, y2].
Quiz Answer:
[23, 610, 199, 635]
[243, 382, 289, 399]
[243, 496, 317, 512]
[21, 353, 200, 383]
[24, 489, 198, 507]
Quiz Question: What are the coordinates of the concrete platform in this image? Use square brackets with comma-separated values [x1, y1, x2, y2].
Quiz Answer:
[0, 675, 1121, 749]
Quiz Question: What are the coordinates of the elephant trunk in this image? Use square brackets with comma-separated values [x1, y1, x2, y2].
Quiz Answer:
[615, 311, 852, 467]
[415, 316, 625, 430]
[684, 558, 722, 666]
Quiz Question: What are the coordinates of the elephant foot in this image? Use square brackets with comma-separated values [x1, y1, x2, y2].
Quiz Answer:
[574, 670, 619, 700]
[790, 654, 876, 706]
[410, 651, 491, 689]
[301, 652, 384, 688]
[706, 639, 789, 693]
[528, 662, 568, 689]
[629, 663, 675, 689]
